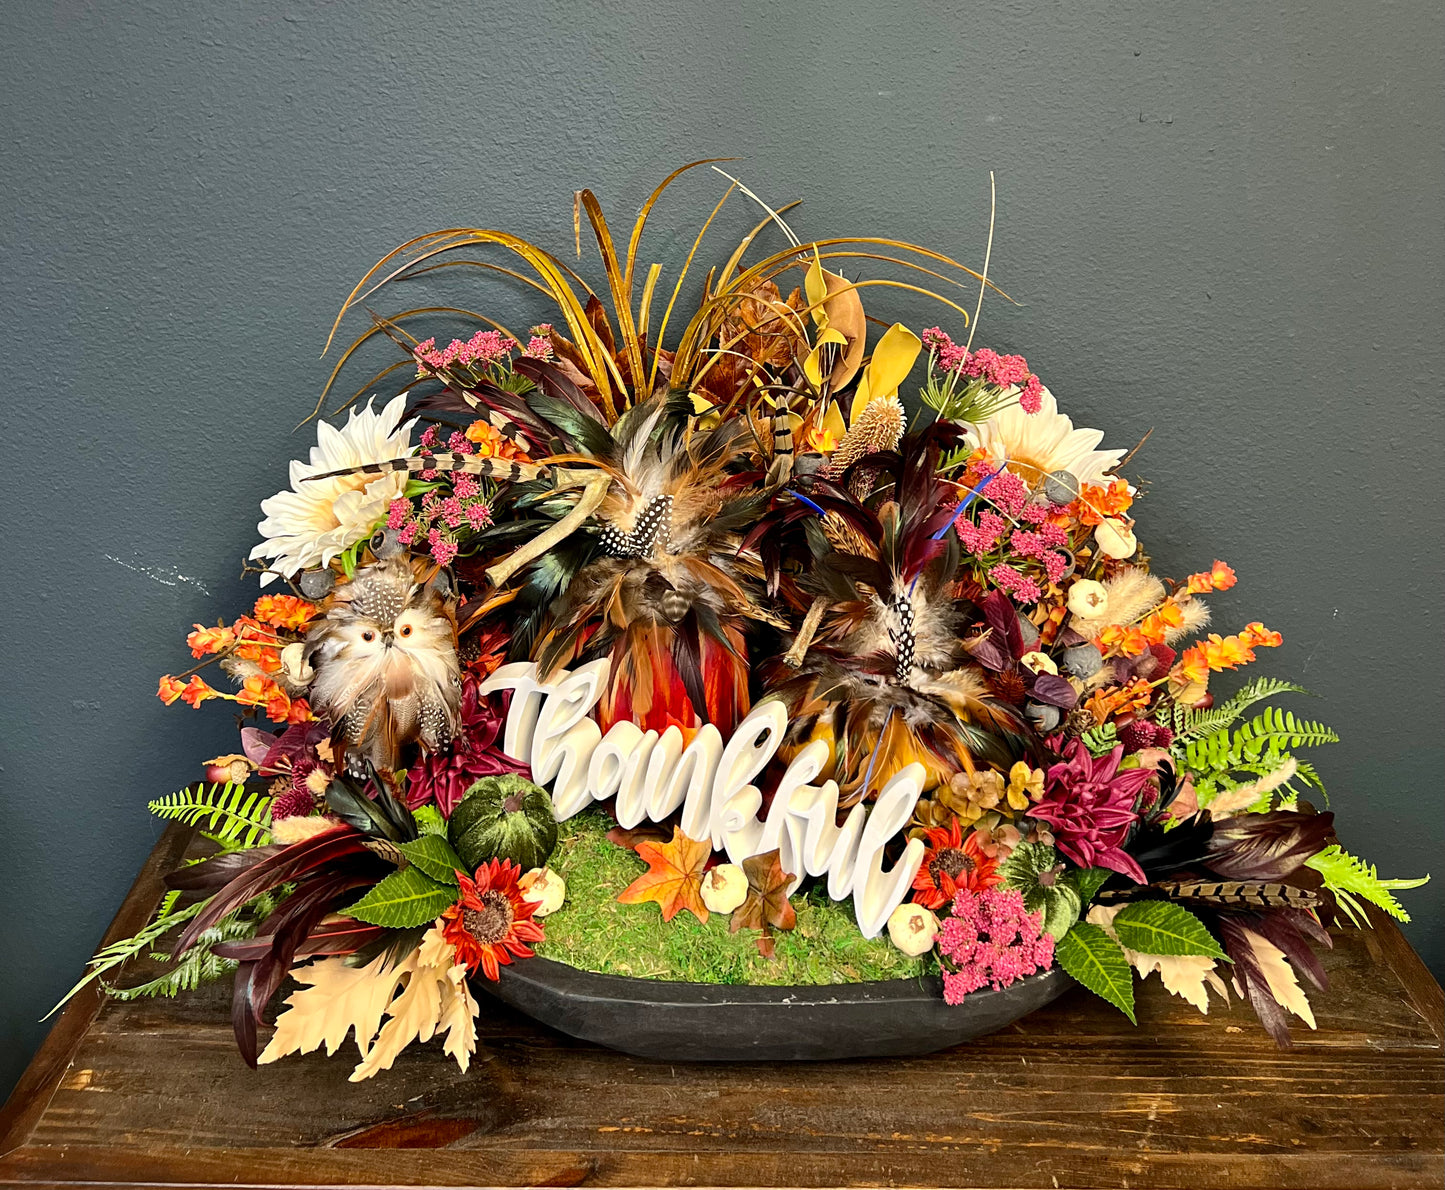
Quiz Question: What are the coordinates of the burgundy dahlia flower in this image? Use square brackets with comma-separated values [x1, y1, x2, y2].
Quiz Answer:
[406, 677, 529, 817]
[1027, 741, 1153, 882]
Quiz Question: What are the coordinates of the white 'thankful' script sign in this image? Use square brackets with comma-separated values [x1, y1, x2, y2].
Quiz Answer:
[480, 661, 927, 937]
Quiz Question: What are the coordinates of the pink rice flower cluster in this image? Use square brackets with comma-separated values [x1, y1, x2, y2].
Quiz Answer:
[957, 469, 1075, 595]
[1027, 741, 1154, 882]
[522, 325, 555, 360]
[413, 329, 516, 372]
[985, 469, 1029, 516]
[959, 510, 1006, 555]
[920, 328, 1044, 414]
[988, 563, 1042, 604]
[381, 440, 495, 566]
[938, 887, 1054, 1004]
[1009, 525, 1071, 585]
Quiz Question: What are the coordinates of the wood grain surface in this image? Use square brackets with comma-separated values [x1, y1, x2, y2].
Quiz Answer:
[2, 823, 1441, 1190]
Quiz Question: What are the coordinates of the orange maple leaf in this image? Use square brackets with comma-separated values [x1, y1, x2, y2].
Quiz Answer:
[616, 827, 712, 924]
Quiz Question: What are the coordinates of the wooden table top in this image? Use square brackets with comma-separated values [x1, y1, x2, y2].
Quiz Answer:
[2, 822, 1441, 1190]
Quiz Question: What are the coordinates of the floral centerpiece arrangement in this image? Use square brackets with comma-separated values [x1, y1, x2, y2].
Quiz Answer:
[61, 165, 1425, 1079]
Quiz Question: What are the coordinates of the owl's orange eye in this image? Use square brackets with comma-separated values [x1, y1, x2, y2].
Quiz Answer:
[361, 630, 376, 642]
[399, 624, 413, 637]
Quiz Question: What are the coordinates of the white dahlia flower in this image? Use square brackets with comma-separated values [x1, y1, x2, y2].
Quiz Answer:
[249, 395, 416, 586]
[967, 387, 1125, 487]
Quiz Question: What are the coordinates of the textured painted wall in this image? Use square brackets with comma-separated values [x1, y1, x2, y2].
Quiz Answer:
[2, 0, 1440, 1099]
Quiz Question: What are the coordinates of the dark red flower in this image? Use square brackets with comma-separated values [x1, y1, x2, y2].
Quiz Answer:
[440, 859, 545, 980]
[1027, 741, 1153, 882]
[912, 818, 1001, 910]
[406, 677, 528, 816]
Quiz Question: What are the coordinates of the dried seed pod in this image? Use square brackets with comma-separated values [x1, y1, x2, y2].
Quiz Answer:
[298, 568, 335, 599]
[1043, 469, 1077, 506]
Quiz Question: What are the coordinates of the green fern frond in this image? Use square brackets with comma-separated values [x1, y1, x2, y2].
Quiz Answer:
[102, 889, 282, 1001]
[1081, 722, 1119, 757]
[1291, 759, 1325, 792]
[45, 891, 205, 1018]
[1234, 706, 1339, 757]
[1184, 707, 1339, 777]
[1166, 676, 1312, 746]
[1306, 844, 1429, 925]
[105, 948, 237, 1000]
[148, 782, 273, 849]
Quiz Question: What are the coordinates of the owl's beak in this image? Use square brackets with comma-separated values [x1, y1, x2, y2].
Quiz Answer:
[382, 630, 395, 647]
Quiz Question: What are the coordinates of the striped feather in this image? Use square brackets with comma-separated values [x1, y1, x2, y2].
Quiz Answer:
[1098, 881, 1320, 909]
[303, 454, 545, 484]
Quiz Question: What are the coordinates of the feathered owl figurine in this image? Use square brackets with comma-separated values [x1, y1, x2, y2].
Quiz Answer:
[304, 557, 462, 776]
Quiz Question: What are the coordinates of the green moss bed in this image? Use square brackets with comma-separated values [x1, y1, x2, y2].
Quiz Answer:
[533, 811, 931, 986]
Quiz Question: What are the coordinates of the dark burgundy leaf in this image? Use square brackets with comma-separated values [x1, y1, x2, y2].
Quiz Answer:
[165, 846, 286, 893]
[963, 633, 1012, 673]
[978, 591, 1024, 658]
[173, 826, 367, 955]
[1030, 673, 1080, 708]
[1205, 810, 1335, 881]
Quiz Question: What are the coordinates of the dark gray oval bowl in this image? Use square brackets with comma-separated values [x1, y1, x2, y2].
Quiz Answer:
[480, 957, 1075, 1061]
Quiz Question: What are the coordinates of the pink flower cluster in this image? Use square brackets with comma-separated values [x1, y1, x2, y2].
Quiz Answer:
[956, 469, 1071, 597]
[1118, 719, 1175, 754]
[938, 887, 1054, 1004]
[383, 431, 494, 566]
[523, 324, 555, 360]
[989, 563, 1042, 604]
[414, 330, 516, 372]
[959, 510, 1006, 554]
[921, 328, 1044, 414]
[985, 468, 1029, 516]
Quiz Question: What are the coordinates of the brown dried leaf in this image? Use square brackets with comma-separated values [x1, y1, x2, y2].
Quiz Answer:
[605, 822, 672, 852]
[730, 849, 797, 935]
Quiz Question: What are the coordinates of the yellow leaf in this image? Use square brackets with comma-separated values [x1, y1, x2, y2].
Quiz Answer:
[1087, 904, 1228, 1016]
[850, 323, 922, 425]
[258, 950, 412, 1064]
[347, 923, 479, 1081]
[821, 400, 847, 444]
[804, 254, 829, 325]
[803, 328, 847, 390]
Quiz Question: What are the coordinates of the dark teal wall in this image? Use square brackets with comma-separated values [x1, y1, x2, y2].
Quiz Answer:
[3, 1, 1441, 1098]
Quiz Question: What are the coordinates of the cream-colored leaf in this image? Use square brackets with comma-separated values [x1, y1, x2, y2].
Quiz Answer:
[438, 965, 479, 1071]
[348, 923, 479, 1081]
[258, 950, 413, 1064]
[1238, 927, 1317, 1030]
[416, 918, 454, 969]
[1135, 952, 1229, 1014]
[1086, 904, 1228, 1016]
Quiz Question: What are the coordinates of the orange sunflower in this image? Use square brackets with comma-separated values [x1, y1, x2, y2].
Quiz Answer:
[911, 818, 1001, 910]
[440, 859, 545, 980]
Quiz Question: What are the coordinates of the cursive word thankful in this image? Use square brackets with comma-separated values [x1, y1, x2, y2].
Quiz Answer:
[480, 660, 927, 937]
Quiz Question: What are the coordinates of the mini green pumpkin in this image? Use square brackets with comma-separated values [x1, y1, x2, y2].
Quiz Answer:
[448, 773, 558, 873]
